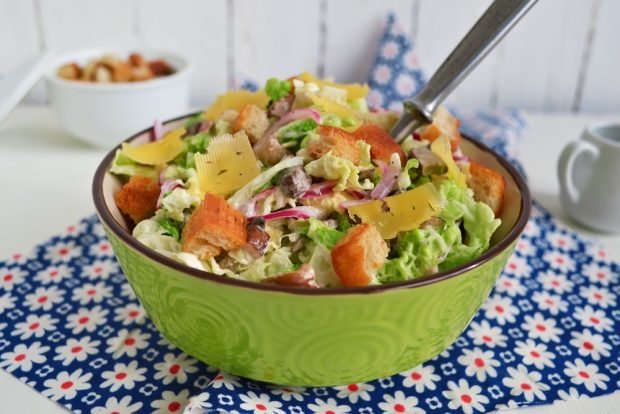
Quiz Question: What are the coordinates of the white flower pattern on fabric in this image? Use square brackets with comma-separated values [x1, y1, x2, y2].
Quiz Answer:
[514, 339, 555, 369]
[239, 391, 285, 414]
[91, 395, 143, 414]
[442, 379, 489, 414]
[0, 266, 27, 291]
[53, 336, 100, 366]
[42, 368, 92, 401]
[100, 360, 147, 391]
[522, 313, 563, 342]
[153, 352, 199, 385]
[378, 391, 424, 414]
[0, 341, 49, 372]
[12, 314, 59, 340]
[502, 364, 550, 402]
[467, 320, 508, 348]
[563, 359, 610, 392]
[573, 306, 614, 332]
[24, 286, 66, 311]
[105, 328, 151, 358]
[457, 348, 500, 381]
[399, 364, 440, 392]
[482, 295, 520, 325]
[65, 306, 109, 334]
[150, 389, 190, 414]
[569, 329, 611, 361]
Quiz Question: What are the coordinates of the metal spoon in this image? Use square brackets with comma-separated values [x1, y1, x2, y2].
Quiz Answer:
[390, 0, 538, 142]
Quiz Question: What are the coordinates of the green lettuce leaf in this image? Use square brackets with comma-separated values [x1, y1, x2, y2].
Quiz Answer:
[378, 179, 501, 282]
[277, 118, 318, 151]
[239, 248, 295, 282]
[304, 153, 373, 191]
[308, 244, 341, 287]
[133, 219, 181, 253]
[294, 218, 344, 249]
[265, 78, 291, 101]
[160, 188, 201, 222]
[109, 150, 158, 180]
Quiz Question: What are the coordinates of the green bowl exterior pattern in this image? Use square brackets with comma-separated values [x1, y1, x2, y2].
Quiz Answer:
[103, 222, 515, 386]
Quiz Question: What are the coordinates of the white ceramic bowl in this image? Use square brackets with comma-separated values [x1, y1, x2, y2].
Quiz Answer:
[45, 48, 192, 148]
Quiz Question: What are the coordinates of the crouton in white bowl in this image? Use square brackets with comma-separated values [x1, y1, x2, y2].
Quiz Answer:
[45, 48, 192, 148]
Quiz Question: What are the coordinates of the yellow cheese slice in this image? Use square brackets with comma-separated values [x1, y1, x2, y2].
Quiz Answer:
[348, 182, 442, 239]
[298, 72, 369, 100]
[205, 90, 270, 121]
[195, 131, 260, 197]
[121, 128, 185, 165]
[430, 135, 467, 187]
[308, 93, 360, 119]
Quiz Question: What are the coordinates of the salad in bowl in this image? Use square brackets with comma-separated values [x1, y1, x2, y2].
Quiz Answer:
[110, 73, 506, 288]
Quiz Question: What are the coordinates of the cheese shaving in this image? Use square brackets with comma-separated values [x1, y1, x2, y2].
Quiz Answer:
[430, 135, 467, 187]
[121, 128, 185, 165]
[348, 183, 442, 239]
[205, 90, 270, 121]
[195, 131, 260, 197]
[308, 93, 360, 119]
[298, 72, 369, 100]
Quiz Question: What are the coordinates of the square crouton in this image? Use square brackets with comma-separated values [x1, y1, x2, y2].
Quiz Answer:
[352, 123, 406, 164]
[233, 104, 270, 144]
[306, 125, 361, 164]
[181, 193, 247, 260]
[331, 224, 388, 287]
[114, 175, 160, 224]
[467, 161, 506, 216]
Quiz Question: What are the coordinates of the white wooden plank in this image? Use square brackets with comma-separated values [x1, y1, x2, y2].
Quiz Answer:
[137, 0, 228, 106]
[233, 0, 321, 87]
[494, 0, 593, 111]
[416, 0, 501, 110]
[324, 0, 414, 83]
[38, 0, 137, 51]
[0, 0, 40, 68]
[0, 0, 44, 103]
[579, 0, 620, 113]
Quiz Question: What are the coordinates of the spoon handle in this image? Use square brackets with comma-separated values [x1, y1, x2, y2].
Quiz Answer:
[390, 0, 538, 142]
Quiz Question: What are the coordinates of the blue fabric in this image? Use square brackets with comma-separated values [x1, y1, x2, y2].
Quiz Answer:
[1, 13, 619, 414]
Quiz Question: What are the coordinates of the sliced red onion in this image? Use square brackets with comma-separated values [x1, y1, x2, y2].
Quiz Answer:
[263, 108, 322, 139]
[239, 187, 277, 217]
[158, 166, 168, 185]
[370, 161, 400, 200]
[157, 179, 184, 209]
[453, 154, 470, 162]
[347, 190, 368, 200]
[340, 199, 372, 209]
[299, 181, 337, 199]
[150, 119, 164, 142]
[258, 206, 323, 221]
[198, 120, 213, 133]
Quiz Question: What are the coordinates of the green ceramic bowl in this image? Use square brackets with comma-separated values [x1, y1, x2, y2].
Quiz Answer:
[93, 114, 531, 386]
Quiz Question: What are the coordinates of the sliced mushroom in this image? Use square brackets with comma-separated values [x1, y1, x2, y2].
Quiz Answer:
[412, 147, 447, 176]
[262, 264, 319, 288]
[279, 167, 311, 198]
[245, 218, 270, 257]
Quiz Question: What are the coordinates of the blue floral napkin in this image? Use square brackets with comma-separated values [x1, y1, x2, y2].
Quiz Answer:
[1, 13, 619, 414]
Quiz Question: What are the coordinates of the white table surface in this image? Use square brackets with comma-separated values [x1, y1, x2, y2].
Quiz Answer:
[0, 105, 618, 413]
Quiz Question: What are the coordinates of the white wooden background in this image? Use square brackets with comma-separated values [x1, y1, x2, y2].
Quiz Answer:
[1, 0, 618, 113]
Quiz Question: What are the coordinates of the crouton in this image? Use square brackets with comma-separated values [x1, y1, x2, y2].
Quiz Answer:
[181, 193, 246, 260]
[352, 124, 406, 164]
[114, 175, 160, 224]
[306, 126, 361, 164]
[233, 104, 270, 144]
[419, 106, 462, 151]
[331, 224, 388, 287]
[467, 161, 506, 216]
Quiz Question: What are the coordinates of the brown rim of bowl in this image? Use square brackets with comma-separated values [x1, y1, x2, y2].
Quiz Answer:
[93, 112, 532, 296]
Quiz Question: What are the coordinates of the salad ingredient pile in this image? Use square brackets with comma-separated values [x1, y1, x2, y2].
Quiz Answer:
[110, 73, 506, 288]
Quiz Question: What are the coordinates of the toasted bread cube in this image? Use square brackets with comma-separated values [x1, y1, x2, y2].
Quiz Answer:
[181, 194, 246, 260]
[419, 106, 462, 151]
[467, 161, 506, 216]
[331, 224, 388, 287]
[57, 63, 81, 80]
[114, 175, 160, 224]
[353, 123, 406, 164]
[233, 104, 270, 144]
[307, 125, 361, 164]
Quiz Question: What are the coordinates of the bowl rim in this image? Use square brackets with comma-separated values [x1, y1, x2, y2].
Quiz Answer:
[93, 112, 532, 296]
[45, 47, 192, 92]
